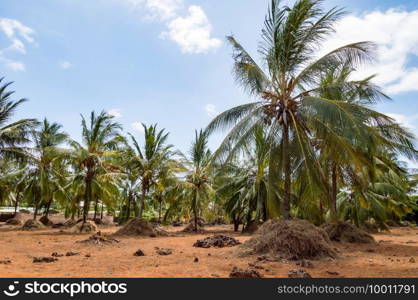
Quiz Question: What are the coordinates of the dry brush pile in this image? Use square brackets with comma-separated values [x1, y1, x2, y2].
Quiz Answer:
[239, 219, 337, 260]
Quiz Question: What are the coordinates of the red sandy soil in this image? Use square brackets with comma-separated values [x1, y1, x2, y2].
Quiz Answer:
[0, 220, 417, 278]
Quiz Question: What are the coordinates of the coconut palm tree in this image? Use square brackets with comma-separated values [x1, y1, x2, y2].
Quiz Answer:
[207, 0, 399, 220]
[177, 130, 214, 231]
[0, 159, 26, 213]
[310, 63, 418, 222]
[117, 163, 141, 223]
[0, 78, 37, 160]
[217, 125, 270, 230]
[126, 124, 174, 218]
[24, 119, 69, 220]
[151, 157, 184, 223]
[69, 111, 123, 228]
[337, 153, 416, 227]
[63, 177, 84, 220]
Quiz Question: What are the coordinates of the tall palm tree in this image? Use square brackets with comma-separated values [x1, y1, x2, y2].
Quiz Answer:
[207, 0, 398, 220]
[0, 77, 37, 160]
[69, 111, 123, 227]
[179, 130, 214, 231]
[25, 119, 69, 220]
[126, 124, 174, 218]
[312, 63, 418, 222]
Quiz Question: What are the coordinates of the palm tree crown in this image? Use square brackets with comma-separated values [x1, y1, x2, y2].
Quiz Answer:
[0, 77, 38, 160]
[70, 111, 123, 227]
[126, 123, 174, 218]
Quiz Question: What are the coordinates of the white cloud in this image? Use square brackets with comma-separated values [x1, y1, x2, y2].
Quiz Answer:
[123, 0, 183, 20]
[0, 18, 35, 71]
[205, 103, 218, 118]
[8, 39, 26, 54]
[385, 113, 418, 130]
[146, 0, 183, 20]
[0, 18, 34, 44]
[60, 61, 72, 69]
[148, 0, 182, 19]
[385, 112, 418, 169]
[161, 6, 222, 54]
[319, 9, 418, 95]
[119, 0, 221, 54]
[6, 61, 25, 72]
[131, 121, 145, 133]
[108, 108, 123, 118]
[384, 68, 418, 95]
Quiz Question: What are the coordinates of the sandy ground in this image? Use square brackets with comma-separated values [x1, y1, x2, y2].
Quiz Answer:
[0, 221, 417, 278]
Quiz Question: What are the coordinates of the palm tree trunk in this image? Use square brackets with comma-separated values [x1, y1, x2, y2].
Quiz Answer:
[158, 199, 162, 223]
[13, 192, 20, 217]
[126, 192, 132, 221]
[193, 192, 198, 232]
[33, 200, 39, 220]
[14, 200, 18, 215]
[93, 199, 98, 220]
[282, 123, 291, 220]
[319, 198, 324, 221]
[71, 208, 75, 221]
[133, 201, 139, 217]
[44, 198, 52, 219]
[100, 202, 104, 219]
[138, 186, 146, 219]
[81, 178, 92, 232]
[330, 162, 338, 223]
[267, 144, 281, 218]
[232, 214, 240, 232]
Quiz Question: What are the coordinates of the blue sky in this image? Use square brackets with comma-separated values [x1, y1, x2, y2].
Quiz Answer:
[1, 0, 418, 166]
